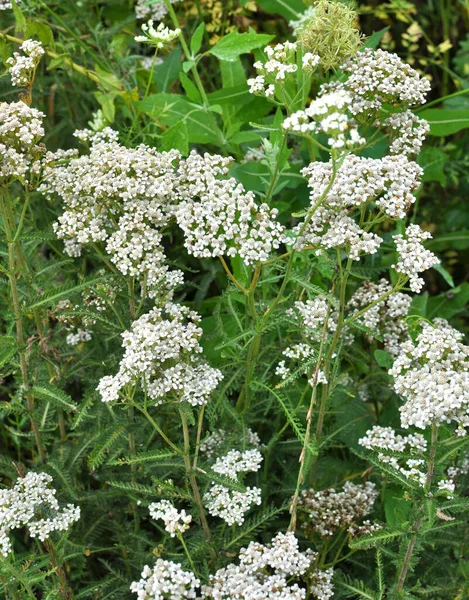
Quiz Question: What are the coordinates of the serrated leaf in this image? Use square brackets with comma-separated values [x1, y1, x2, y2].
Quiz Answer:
[0, 336, 18, 368]
[108, 449, 178, 466]
[349, 526, 405, 550]
[27, 276, 107, 310]
[88, 425, 127, 469]
[31, 384, 77, 413]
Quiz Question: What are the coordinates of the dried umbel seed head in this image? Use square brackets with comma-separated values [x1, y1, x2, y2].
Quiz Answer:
[298, 481, 379, 539]
[297, 0, 362, 70]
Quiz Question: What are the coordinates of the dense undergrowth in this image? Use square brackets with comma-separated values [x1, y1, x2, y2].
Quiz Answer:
[1, 1, 469, 599]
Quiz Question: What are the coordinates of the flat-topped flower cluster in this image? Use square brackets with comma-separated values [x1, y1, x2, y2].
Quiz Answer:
[97, 302, 223, 406]
[0, 472, 80, 556]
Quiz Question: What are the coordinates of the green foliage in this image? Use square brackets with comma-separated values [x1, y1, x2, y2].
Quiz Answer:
[0, 0, 468, 598]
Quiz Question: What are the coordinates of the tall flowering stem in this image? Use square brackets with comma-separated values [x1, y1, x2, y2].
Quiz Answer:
[0, 187, 45, 461]
[179, 408, 213, 546]
[395, 424, 439, 592]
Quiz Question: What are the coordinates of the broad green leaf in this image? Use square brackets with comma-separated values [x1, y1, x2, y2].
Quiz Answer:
[160, 120, 189, 155]
[255, 0, 304, 19]
[426, 283, 469, 320]
[418, 108, 469, 136]
[179, 72, 202, 103]
[220, 58, 246, 88]
[138, 93, 220, 145]
[409, 292, 428, 317]
[210, 30, 275, 62]
[94, 91, 116, 123]
[154, 47, 182, 93]
[25, 21, 54, 46]
[361, 27, 390, 50]
[433, 263, 455, 288]
[418, 146, 447, 186]
[11, 0, 26, 31]
[207, 85, 251, 107]
[190, 22, 205, 56]
[374, 349, 393, 369]
[426, 230, 469, 250]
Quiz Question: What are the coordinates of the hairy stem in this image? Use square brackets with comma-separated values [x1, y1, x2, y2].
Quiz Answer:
[395, 424, 439, 592]
[0, 188, 45, 460]
[179, 409, 213, 545]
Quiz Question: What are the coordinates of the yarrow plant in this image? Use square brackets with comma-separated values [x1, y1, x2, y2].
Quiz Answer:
[1, 1, 468, 599]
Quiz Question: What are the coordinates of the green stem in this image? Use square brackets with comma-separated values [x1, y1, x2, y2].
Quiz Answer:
[0, 188, 45, 461]
[288, 278, 337, 532]
[178, 532, 198, 575]
[0, 32, 103, 85]
[236, 263, 262, 412]
[179, 409, 213, 545]
[135, 404, 182, 456]
[163, 0, 226, 148]
[43, 538, 74, 599]
[395, 424, 438, 593]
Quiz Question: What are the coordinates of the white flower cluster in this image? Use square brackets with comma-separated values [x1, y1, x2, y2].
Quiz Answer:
[392, 224, 439, 292]
[174, 152, 287, 265]
[312, 49, 430, 154]
[203, 485, 261, 527]
[276, 297, 337, 384]
[55, 298, 95, 347]
[211, 449, 263, 479]
[248, 42, 319, 99]
[66, 328, 92, 346]
[283, 89, 365, 150]
[384, 110, 430, 157]
[298, 481, 379, 538]
[135, 20, 181, 48]
[7, 39, 44, 87]
[130, 559, 200, 600]
[302, 154, 423, 220]
[149, 499, 192, 537]
[202, 532, 333, 600]
[341, 48, 431, 113]
[1, 100, 45, 182]
[447, 454, 469, 481]
[389, 319, 469, 432]
[97, 302, 223, 405]
[44, 138, 287, 281]
[293, 296, 335, 332]
[293, 206, 382, 260]
[0, 472, 80, 556]
[293, 153, 423, 261]
[0, 0, 12, 9]
[135, 0, 182, 22]
[203, 449, 263, 526]
[347, 279, 412, 356]
[289, 6, 315, 36]
[40, 129, 183, 297]
[359, 425, 428, 486]
[199, 428, 264, 459]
